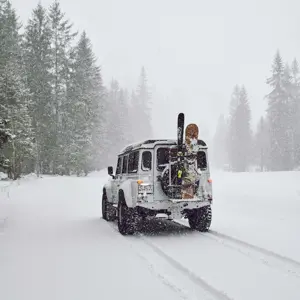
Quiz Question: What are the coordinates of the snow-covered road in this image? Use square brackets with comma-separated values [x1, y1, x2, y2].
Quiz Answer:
[1, 170, 300, 300]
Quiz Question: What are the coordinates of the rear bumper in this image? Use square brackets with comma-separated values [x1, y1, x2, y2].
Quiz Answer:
[136, 199, 211, 211]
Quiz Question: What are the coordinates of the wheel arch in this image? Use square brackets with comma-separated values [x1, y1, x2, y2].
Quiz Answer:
[119, 180, 136, 208]
[103, 182, 113, 203]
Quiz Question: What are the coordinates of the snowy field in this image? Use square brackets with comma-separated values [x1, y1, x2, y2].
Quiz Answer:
[1, 170, 300, 300]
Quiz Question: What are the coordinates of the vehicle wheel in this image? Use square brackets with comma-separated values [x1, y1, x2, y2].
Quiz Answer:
[188, 205, 212, 232]
[118, 194, 136, 235]
[102, 191, 115, 221]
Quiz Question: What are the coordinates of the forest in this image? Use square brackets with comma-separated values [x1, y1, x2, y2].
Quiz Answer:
[0, 0, 152, 179]
[213, 51, 300, 172]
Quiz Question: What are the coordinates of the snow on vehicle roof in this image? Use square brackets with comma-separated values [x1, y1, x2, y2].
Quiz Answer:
[119, 139, 207, 155]
[119, 139, 176, 154]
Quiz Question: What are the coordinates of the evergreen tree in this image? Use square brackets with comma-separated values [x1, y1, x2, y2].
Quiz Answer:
[266, 51, 291, 170]
[117, 88, 132, 148]
[105, 79, 123, 164]
[132, 67, 152, 141]
[254, 116, 270, 171]
[67, 31, 104, 175]
[282, 63, 294, 168]
[0, 119, 11, 171]
[23, 3, 53, 174]
[0, 1, 34, 179]
[48, 0, 77, 174]
[227, 85, 240, 171]
[102, 80, 134, 167]
[228, 85, 252, 172]
[291, 58, 300, 168]
[97, 86, 116, 167]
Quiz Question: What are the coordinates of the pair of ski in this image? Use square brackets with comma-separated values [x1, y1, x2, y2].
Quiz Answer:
[176, 113, 199, 199]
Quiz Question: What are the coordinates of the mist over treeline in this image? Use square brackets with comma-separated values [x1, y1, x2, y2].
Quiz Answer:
[213, 50, 300, 172]
[0, 0, 152, 179]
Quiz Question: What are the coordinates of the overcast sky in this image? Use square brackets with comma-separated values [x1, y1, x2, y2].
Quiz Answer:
[12, 0, 300, 141]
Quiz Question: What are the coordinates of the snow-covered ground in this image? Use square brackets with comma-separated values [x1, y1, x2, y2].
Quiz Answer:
[1, 170, 300, 300]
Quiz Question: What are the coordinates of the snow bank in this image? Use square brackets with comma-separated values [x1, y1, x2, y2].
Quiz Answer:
[0, 172, 7, 180]
[0, 172, 40, 229]
[211, 170, 300, 262]
[87, 169, 109, 178]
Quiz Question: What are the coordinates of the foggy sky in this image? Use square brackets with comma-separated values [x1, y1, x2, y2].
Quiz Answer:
[12, 0, 300, 141]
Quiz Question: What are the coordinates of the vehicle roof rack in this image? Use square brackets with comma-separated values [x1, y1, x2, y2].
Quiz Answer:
[143, 139, 170, 144]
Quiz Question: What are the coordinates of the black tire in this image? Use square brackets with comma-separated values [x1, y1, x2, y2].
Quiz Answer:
[102, 191, 115, 221]
[188, 205, 212, 232]
[117, 192, 136, 235]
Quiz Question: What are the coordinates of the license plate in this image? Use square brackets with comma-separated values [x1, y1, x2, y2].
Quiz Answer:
[138, 184, 153, 194]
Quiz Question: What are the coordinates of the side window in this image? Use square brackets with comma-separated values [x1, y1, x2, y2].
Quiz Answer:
[197, 151, 207, 170]
[128, 151, 139, 173]
[122, 155, 128, 174]
[142, 151, 152, 171]
[116, 157, 122, 175]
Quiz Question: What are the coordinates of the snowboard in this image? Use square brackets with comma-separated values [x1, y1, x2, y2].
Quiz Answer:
[176, 113, 185, 186]
[182, 123, 199, 199]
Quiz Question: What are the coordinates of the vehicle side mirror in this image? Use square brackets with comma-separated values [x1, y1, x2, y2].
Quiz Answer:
[108, 166, 114, 177]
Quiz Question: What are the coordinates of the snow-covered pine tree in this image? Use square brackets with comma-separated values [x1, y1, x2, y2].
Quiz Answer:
[0, 119, 11, 171]
[102, 80, 135, 168]
[235, 86, 252, 171]
[96, 86, 116, 168]
[266, 51, 291, 171]
[105, 79, 123, 164]
[0, 119, 10, 147]
[254, 116, 270, 171]
[48, 0, 77, 174]
[125, 90, 136, 145]
[227, 85, 240, 171]
[132, 67, 153, 141]
[119, 88, 136, 150]
[67, 31, 104, 175]
[282, 62, 294, 169]
[23, 3, 53, 175]
[227, 85, 252, 172]
[291, 58, 300, 169]
[0, 1, 34, 179]
[119, 88, 134, 147]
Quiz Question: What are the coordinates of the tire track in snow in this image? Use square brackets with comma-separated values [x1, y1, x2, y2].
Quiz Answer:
[106, 221, 194, 300]
[107, 220, 230, 300]
[138, 233, 234, 300]
[203, 230, 300, 279]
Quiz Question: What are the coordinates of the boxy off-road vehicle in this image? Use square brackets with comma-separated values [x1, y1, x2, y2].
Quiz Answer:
[102, 113, 213, 235]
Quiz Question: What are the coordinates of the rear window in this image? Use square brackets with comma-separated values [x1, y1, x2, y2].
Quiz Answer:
[197, 151, 207, 170]
[156, 148, 170, 171]
[142, 151, 152, 171]
[128, 151, 139, 173]
[156, 147, 207, 171]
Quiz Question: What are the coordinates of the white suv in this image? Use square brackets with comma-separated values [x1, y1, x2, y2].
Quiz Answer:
[102, 139, 213, 235]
